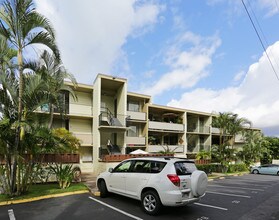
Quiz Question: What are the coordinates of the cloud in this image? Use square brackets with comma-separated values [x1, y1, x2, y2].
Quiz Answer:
[168, 41, 279, 135]
[34, 0, 163, 83]
[258, 0, 279, 17]
[141, 32, 221, 96]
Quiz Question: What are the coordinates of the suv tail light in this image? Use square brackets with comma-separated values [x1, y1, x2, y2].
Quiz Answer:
[167, 174, 180, 187]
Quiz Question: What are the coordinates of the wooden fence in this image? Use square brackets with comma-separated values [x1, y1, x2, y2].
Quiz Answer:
[0, 154, 80, 164]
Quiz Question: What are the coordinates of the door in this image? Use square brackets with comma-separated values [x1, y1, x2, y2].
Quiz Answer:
[125, 160, 151, 198]
[107, 160, 133, 194]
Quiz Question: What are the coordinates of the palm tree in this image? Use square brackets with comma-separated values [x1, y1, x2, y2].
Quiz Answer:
[212, 112, 251, 170]
[31, 50, 77, 128]
[238, 130, 267, 167]
[0, 0, 58, 194]
[0, 0, 58, 121]
[0, 36, 16, 74]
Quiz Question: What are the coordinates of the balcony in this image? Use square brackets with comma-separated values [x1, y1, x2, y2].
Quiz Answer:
[188, 126, 210, 134]
[69, 103, 92, 116]
[127, 111, 146, 121]
[148, 121, 184, 132]
[148, 145, 184, 153]
[126, 136, 146, 146]
[73, 132, 93, 145]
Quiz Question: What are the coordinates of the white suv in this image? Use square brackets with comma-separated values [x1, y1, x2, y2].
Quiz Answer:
[97, 157, 208, 215]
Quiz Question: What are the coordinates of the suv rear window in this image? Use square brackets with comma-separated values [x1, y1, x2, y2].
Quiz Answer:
[175, 161, 197, 175]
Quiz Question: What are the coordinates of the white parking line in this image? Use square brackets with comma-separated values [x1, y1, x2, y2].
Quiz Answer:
[89, 196, 143, 220]
[194, 203, 228, 211]
[8, 209, 16, 220]
[208, 185, 264, 191]
[206, 191, 251, 198]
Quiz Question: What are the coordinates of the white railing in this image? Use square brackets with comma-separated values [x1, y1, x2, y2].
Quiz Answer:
[148, 145, 184, 153]
[73, 133, 93, 145]
[126, 136, 146, 145]
[148, 121, 184, 132]
[127, 111, 146, 121]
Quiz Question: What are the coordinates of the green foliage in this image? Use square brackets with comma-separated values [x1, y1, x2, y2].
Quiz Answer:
[238, 130, 267, 167]
[227, 164, 248, 173]
[196, 163, 248, 174]
[263, 136, 279, 159]
[196, 150, 211, 160]
[211, 112, 251, 167]
[50, 164, 80, 189]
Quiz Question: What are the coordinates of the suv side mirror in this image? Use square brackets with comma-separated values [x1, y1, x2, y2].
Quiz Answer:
[108, 168, 113, 173]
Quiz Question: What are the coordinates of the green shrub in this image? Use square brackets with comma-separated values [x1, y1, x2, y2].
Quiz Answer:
[227, 164, 248, 173]
[197, 163, 248, 173]
[50, 164, 80, 189]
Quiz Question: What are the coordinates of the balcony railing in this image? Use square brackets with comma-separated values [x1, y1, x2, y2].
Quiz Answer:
[148, 121, 184, 132]
[99, 111, 127, 128]
[148, 145, 184, 153]
[187, 144, 210, 153]
[127, 111, 146, 121]
[188, 126, 210, 133]
[126, 136, 146, 145]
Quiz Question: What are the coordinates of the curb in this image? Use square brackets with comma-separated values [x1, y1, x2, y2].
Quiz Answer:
[0, 190, 89, 206]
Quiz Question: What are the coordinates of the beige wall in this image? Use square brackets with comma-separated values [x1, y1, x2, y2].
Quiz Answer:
[70, 91, 92, 116]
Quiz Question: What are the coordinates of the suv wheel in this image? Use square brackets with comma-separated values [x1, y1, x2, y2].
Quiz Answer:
[252, 169, 259, 174]
[98, 180, 108, 198]
[141, 190, 162, 215]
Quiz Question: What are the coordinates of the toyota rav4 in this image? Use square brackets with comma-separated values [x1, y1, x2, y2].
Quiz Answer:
[97, 157, 208, 215]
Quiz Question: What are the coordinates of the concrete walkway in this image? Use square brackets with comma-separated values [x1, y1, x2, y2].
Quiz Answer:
[81, 172, 98, 193]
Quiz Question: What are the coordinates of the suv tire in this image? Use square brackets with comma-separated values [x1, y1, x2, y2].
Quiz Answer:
[99, 180, 108, 198]
[141, 190, 162, 216]
[191, 170, 208, 197]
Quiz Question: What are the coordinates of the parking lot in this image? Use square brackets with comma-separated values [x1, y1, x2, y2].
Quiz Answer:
[0, 174, 278, 220]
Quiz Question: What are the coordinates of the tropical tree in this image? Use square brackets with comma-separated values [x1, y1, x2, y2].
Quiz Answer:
[0, 0, 59, 195]
[238, 130, 267, 167]
[263, 136, 279, 160]
[211, 112, 251, 170]
[27, 50, 77, 128]
[0, 0, 59, 122]
[0, 36, 16, 74]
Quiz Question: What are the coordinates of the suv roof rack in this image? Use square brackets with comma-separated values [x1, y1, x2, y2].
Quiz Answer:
[163, 156, 194, 162]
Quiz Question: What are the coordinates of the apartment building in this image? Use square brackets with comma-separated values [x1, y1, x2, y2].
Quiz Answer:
[50, 74, 252, 174]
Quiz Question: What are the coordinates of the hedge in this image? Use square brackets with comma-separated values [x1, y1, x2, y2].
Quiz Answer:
[197, 163, 248, 174]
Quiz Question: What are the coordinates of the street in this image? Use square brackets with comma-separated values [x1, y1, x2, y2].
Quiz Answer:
[0, 174, 278, 220]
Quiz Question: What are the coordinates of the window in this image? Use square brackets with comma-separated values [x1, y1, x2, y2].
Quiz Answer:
[175, 162, 197, 175]
[131, 160, 166, 173]
[113, 160, 133, 172]
[128, 101, 140, 112]
[127, 125, 138, 137]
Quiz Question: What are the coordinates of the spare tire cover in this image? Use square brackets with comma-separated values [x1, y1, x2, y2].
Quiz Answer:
[191, 170, 208, 197]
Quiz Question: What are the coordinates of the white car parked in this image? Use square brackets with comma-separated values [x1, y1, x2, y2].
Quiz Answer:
[97, 157, 208, 215]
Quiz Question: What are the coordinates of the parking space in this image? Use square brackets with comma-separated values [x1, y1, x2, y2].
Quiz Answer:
[88, 174, 279, 220]
[0, 174, 278, 220]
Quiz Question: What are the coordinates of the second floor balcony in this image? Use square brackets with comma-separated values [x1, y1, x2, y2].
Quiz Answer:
[148, 121, 184, 132]
[127, 111, 146, 121]
[126, 136, 146, 145]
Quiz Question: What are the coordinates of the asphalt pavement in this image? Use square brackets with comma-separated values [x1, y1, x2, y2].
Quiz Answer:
[0, 174, 278, 220]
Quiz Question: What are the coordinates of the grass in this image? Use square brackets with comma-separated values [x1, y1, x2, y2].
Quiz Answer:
[0, 183, 88, 203]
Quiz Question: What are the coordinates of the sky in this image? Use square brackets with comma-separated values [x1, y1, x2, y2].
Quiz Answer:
[29, 0, 279, 136]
